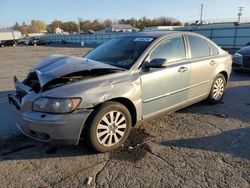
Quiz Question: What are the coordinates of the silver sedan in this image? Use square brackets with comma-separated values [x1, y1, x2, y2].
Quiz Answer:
[9, 31, 232, 152]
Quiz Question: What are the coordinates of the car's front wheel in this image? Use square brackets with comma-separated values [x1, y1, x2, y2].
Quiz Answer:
[87, 101, 132, 152]
[207, 73, 226, 104]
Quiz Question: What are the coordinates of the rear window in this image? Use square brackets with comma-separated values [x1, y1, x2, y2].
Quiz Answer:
[208, 41, 219, 55]
[188, 35, 210, 58]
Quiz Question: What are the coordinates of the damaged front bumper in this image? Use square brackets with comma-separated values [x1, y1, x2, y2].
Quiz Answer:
[15, 110, 92, 145]
[8, 77, 93, 145]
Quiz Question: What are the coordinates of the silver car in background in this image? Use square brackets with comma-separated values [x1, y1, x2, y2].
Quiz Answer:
[9, 32, 232, 152]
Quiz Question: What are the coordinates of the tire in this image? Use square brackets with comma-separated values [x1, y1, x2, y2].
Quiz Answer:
[86, 101, 132, 152]
[1, 44, 4, 47]
[207, 73, 226, 104]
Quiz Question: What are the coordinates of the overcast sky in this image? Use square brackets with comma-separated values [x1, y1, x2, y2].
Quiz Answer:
[0, 0, 250, 27]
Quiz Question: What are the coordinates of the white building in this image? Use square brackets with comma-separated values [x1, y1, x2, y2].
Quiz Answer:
[0, 29, 22, 40]
[106, 24, 139, 32]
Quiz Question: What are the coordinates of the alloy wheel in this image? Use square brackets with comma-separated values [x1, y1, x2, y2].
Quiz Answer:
[96, 110, 127, 146]
[213, 77, 225, 100]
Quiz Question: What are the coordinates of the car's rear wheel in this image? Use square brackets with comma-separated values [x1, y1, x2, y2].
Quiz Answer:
[207, 73, 226, 104]
[87, 101, 132, 152]
[1, 44, 4, 47]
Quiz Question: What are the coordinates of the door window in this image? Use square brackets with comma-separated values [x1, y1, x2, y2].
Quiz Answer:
[188, 35, 210, 58]
[150, 36, 186, 63]
[208, 41, 219, 55]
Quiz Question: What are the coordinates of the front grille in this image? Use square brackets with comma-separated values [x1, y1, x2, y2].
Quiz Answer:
[243, 56, 250, 68]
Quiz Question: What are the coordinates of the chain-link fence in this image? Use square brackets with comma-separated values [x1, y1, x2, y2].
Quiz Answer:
[43, 32, 134, 46]
[43, 25, 250, 49]
[175, 26, 250, 48]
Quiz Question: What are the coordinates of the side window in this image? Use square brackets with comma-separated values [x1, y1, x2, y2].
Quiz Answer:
[208, 41, 219, 55]
[150, 36, 186, 63]
[188, 35, 210, 58]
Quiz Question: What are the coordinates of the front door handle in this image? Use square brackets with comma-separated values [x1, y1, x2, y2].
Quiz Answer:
[178, 66, 188, 73]
[210, 60, 216, 65]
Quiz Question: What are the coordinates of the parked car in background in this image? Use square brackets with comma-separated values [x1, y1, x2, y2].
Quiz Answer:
[17, 39, 30, 45]
[232, 46, 250, 71]
[27, 37, 50, 46]
[0, 39, 17, 47]
[8, 32, 232, 152]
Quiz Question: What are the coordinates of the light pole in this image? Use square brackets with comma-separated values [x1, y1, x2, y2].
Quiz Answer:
[78, 18, 83, 33]
[200, 3, 204, 25]
[237, 7, 244, 24]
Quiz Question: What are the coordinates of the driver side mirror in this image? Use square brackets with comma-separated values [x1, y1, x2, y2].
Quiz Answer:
[142, 58, 168, 71]
[149, 58, 168, 68]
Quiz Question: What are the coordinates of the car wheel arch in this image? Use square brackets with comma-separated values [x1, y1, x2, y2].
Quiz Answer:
[213, 63, 229, 84]
[108, 97, 137, 127]
[219, 71, 228, 83]
[85, 97, 137, 128]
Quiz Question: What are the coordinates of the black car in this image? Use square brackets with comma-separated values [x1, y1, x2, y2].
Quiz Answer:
[232, 46, 250, 71]
[17, 39, 30, 45]
[27, 37, 49, 46]
[0, 40, 17, 47]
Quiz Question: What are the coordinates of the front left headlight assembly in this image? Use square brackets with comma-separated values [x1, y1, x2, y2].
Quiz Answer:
[234, 52, 243, 58]
[33, 97, 81, 114]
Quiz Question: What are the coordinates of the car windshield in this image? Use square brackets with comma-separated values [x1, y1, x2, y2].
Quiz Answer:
[85, 37, 155, 69]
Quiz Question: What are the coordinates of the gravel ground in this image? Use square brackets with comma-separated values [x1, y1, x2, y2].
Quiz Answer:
[0, 46, 249, 188]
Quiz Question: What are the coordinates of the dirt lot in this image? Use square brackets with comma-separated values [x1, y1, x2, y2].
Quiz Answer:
[0, 46, 249, 188]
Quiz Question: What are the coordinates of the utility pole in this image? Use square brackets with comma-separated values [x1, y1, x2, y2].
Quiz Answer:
[200, 3, 204, 25]
[237, 7, 244, 24]
[78, 18, 82, 33]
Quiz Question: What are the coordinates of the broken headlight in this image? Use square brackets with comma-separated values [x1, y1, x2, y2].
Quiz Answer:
[33, 97, 81, 113]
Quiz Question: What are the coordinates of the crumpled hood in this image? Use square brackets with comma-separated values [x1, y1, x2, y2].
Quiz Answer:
[32, 54, 123, 87]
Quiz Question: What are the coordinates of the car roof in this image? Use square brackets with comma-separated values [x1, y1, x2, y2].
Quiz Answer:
[120, 31, 182, 38]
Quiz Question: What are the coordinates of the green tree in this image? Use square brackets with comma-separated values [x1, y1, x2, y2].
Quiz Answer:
[62, 21, 78, 32]
[91, 20, 104, 31]
[31, 20, 47, 33]
[173, 21, 182, 26]
[47, 20, 63, 33]
[103, 19, 112, 27]
[18, 22, 31, 35]
[80, 20, 91, 31]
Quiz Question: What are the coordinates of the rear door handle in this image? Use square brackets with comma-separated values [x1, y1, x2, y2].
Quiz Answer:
[178, 66, 188, 73]
[210, 60, 216, 65]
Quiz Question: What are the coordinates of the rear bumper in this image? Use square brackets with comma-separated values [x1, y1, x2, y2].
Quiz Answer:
[8, 94, 93, 145]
